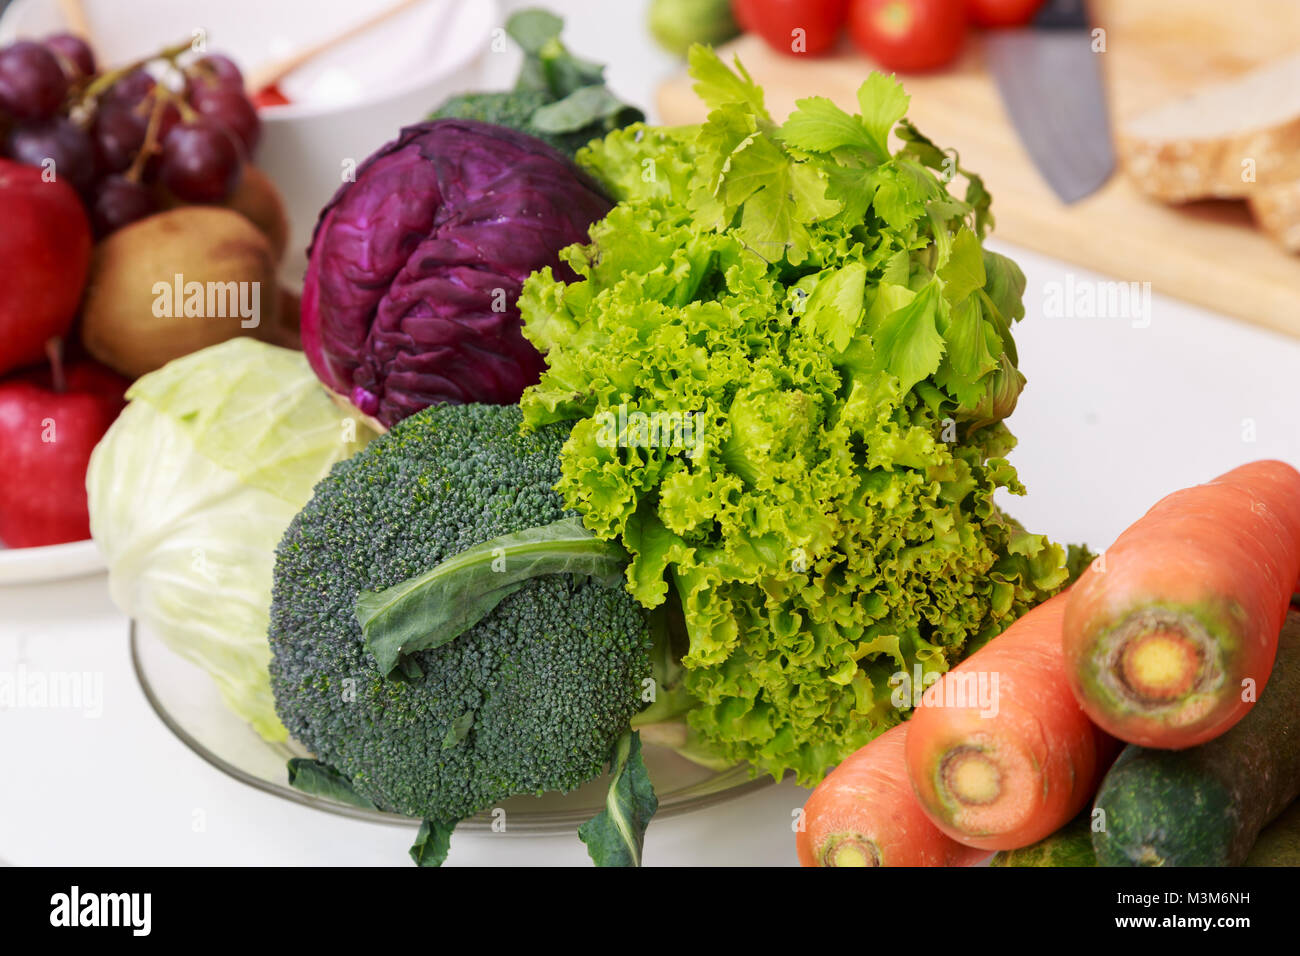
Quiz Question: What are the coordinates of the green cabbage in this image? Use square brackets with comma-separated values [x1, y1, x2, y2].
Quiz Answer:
[87, 339, 375, 740]
[519, 49, 1072, 784]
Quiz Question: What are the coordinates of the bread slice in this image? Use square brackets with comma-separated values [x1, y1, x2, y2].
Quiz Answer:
[1249, 179, 1300, 253]
[1120, 53, 1300, 202]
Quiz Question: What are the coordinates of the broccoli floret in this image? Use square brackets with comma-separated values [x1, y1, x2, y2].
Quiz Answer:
[267, 403, 652, 825]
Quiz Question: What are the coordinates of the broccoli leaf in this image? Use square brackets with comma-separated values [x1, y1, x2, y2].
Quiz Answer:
[531, 85, 640, 134]
[509, 7, 606, 98]
[441, 711, 474, 749]
[506, 8, 564, 55]
[579, 731, 658, 867]
[542, 48, 608, 99]
[410, 819, 456, 867]
[429, 8, 642, 155]
[357, 517, 630, 674]
[287, 758, 378, 810]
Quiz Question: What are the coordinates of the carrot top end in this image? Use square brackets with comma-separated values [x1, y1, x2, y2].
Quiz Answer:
[1087, 605, 1231, 721]
[817, 834, 881, 868]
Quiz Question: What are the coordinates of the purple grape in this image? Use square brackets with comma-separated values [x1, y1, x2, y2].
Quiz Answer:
[44, 33, 96, 79]
[189, 85, 259, 153]
[91, 101, 147, 172]
[191, 54, 243, 92]
[93, 93, 180, 178]
[149, 97, 180, 136]
[0, 41, 69, 122]
[5, 116, 95, 193]
[90, 174, 158, 235]
[159, 119, 241, 202]
[102, 69, 156, 108]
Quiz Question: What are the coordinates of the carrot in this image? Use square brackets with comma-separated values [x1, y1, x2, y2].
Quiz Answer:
[797, 723, 988, 867]
[1063, 460, 1300, 749]
[905, 593, 1121, 851]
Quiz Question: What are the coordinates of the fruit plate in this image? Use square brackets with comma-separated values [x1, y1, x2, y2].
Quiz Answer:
[130, 619, 773, 834]
[0, 539, 104, 586]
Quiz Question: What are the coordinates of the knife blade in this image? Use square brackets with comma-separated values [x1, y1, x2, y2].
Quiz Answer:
[985, 0, 1115, 204]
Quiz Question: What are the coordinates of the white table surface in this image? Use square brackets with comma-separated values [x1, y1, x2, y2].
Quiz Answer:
[4, 0, 1300, 867]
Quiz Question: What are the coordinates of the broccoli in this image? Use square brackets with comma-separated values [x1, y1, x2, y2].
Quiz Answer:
[430, 89, 596, 158]
[428, 9, 642, 158]
[267, 403, 654, 859]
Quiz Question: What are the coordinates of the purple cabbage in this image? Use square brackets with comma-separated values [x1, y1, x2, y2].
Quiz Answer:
[301, 119, 612, 428]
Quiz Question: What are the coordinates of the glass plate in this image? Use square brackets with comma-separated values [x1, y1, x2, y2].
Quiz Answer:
[130, 620, 772, 834]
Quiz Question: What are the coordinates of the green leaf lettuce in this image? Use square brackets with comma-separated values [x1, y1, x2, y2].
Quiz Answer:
[518, 49, 1071, 784]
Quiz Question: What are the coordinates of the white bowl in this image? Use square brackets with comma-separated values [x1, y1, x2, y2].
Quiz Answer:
[0, 0, 500, 278]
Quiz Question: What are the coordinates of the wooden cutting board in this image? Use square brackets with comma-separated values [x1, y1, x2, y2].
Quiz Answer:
[657, 0, 1300, 339]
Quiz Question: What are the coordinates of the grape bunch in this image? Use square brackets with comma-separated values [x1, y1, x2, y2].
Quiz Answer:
[0, 35, 261, 237]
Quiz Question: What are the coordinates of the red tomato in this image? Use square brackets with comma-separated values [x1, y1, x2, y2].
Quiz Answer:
[732, 0, 850, 56]
[732, 0, 756, 31]
[849, 0, 967, 72]
[965, 0, 1045, 28]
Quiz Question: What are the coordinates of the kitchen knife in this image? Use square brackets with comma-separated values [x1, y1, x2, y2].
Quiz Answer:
[985, 0, 1115, 204]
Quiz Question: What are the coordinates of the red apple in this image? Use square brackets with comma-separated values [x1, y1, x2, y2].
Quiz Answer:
[0, 159, 93, 377]
[0, 354, 129, 548]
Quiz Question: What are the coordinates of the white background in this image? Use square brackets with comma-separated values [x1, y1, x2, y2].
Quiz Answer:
[3, 0, 1300, 866]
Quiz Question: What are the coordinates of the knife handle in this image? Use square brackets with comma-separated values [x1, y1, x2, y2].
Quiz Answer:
[1035, 0, 1090, 29]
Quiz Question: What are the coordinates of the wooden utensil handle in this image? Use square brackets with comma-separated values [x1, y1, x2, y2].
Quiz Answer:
[57, 0, 91, 39]
[243, 0, 425, 93]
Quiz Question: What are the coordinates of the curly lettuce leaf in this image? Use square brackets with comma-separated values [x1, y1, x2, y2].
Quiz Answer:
[518, 49, 1072, 784]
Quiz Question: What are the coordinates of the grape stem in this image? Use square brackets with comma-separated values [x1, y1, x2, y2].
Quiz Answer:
[78, 38, 194, 105]
[125, 84, 193, 183]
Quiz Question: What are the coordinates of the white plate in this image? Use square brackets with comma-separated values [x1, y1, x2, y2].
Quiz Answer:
[0, 538, 104, 586]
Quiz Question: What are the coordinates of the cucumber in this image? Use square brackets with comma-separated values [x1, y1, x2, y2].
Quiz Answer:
[1092, 611, 1300, 866]
[1244, 800, 1300, 867]
[991, 814, 1097, 867]
[992, 801, 1300, 867]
